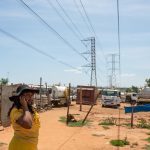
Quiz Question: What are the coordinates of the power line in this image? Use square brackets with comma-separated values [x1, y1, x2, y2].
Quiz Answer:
[54, 0, 106, 81]
[18, 0, 89, 62]
[79, 0, 107, 63]
[55, 0, 85, 39]
[46, 0, 81, 41]
[73, 0, 92, 36]
[46, 0, 87, 47]
[0, 28, 80, 71]
[79, 0, 96, 36]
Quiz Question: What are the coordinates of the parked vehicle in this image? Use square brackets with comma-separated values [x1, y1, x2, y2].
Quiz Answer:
[125, 92, 138, 103]
[138, 87, 150, 99]
[101, 89, 121, 107]
[137, 87, 150, 105]
[51, 86, 69, 106]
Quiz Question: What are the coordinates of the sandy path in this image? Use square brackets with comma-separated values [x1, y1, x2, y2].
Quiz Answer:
[0, 102, 150, 150]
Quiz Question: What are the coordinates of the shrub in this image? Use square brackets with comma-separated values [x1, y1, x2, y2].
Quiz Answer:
[59, 116, 89, 127]
[110, 137, 129, 147]
[99, 117, 117, 126]
[137, 118, 150, 129]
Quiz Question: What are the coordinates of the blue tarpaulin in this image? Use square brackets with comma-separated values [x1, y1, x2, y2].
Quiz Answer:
[125, 104, 150, 113]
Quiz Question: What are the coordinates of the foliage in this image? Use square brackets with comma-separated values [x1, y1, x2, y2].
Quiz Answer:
[99, 117, 117, 126]
[110, 138, 129, 147]
[143, 144, 150, 150]
[131, 86, 139, 93]
[0, 78, 8, 85]
[59, 116, 89, 127]
[146, 137, 150, 143]
[126, 86, 139, 93]
[126, 88, 132, 93]
[146, 79, 150, 87]
[136, 118, 150, 129]
[121, 123, 132, 127]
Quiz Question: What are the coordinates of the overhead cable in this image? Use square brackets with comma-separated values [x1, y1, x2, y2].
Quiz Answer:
[0, 28, 81, 71]
[55, 0, 84, 39]
[73, 0, 92, 36]
[18, 0, 89, 62]
[79, 0, 107, 62]
[46, 0, 87, 47]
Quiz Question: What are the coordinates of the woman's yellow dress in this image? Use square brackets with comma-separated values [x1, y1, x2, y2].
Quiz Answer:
[8, 108, 40, 150]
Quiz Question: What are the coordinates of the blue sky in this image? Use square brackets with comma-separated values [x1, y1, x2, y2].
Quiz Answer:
[0, 0, 150, 87]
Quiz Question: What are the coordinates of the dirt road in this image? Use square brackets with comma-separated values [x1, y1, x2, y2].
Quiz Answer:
[0, 102, 150, 150]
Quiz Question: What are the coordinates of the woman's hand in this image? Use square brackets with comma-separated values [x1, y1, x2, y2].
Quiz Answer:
[17, 95, 33, 129]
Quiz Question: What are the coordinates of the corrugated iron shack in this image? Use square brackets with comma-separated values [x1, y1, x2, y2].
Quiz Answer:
[76, 85, 98, 105]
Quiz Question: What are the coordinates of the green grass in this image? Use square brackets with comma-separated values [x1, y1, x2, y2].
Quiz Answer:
[110, 139, 129, 147]
[99, 117, 116, 126]
[143, 144, 150, 150]
[102, 126, 110, 130]
[59, 116, 90, 127]
[136, 119, 150, 129]
[121, 123, 132, 127]
[146, 137, 150, 143]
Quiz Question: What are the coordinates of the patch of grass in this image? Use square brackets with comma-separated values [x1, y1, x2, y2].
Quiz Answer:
[137, 118, 150, 129]
[146, 137, 150, 143]
[59, 116, 89, 127]
[99, 117, 116, 126]
[142, 144, 150, 150]
[121, 123, 132, 127]
[110, 138, 129, 147]
[102, 126, 110, 130]
[59, 116, 66, 123]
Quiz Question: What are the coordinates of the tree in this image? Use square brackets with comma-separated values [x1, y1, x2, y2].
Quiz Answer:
[126, 88, 132, 93]
[126, 86, 139, 93]
[0, 78, 9, 85]
[131, 86, 139, 93]
[145, 78, 150, 87]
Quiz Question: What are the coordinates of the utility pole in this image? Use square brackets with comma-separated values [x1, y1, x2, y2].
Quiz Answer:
[82, 37, 97, 87]
[39, 77, 42, 108]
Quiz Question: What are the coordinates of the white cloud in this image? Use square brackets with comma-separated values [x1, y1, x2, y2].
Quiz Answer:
[64, 67, 82, 74]
[121, 73, 136, 77]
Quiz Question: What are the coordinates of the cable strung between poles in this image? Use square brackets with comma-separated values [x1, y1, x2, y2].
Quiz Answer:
[18, 0, 89, 62]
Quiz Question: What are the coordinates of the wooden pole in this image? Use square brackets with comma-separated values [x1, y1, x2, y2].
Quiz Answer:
[47, 89, 52, 109]
[0, 84, 2, 124]
[82, 104, 94, 125]
[39, 77, 42, 108]
[66, 83, 71, 125]
[82, 93, 99, 124]
[117, 108, 121, 150]
[131, 104, 134, 128]
[80, 88, 82, 111]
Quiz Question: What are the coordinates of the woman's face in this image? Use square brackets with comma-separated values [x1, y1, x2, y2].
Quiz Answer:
[23, 92, 34, 105]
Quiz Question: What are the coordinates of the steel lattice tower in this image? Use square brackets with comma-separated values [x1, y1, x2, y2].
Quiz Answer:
[82, 37, 97, 86]
[107, 53, 119, 88]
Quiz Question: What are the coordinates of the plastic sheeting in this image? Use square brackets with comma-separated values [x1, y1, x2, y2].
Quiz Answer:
[124, 104, 150, 113]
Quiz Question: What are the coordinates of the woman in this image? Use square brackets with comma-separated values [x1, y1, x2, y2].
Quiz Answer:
[8, 84, 40, 150]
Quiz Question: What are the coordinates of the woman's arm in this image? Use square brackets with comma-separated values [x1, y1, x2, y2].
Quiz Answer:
[16, 97, 33, 129]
